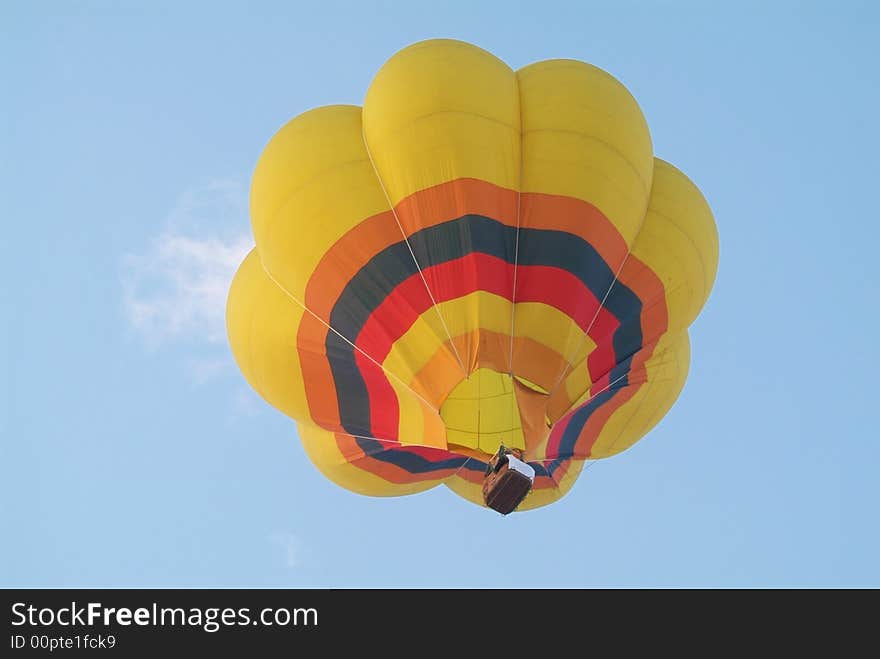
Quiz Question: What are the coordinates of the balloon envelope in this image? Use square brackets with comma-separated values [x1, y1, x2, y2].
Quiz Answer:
[226, 39, 719, 511]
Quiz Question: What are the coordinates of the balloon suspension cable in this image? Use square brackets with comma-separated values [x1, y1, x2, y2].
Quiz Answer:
[477, 368, 481, 449]
[508, 115, 524, 377]
[258, 259, 441, 414]
[547, 171, 655, 403]
[546, 187, 652, 402]
[360, 128, 468, 378]
[544, 254, 632, 401]
[510, 371, 517, 457]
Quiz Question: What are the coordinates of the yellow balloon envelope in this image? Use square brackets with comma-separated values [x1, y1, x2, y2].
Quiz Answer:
[227, 39, 719, 512]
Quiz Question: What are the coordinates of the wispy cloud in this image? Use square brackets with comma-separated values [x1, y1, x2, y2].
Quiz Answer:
[123, 231, 251, 345]
[122, 180, 253, 377]
[230, 386, 265, 419]
[186, 355, 238, 385]
[270, 532, 302, 568]
[123, 180, 252, 346]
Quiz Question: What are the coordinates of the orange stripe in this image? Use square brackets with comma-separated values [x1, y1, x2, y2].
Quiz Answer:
[415, 399, 446, 449]
[304, 209, 401, 320]
[296, 313, 342, 431]
[616, 254, 669, 345]
[509, 336, 572, 393]
[304, 179, 519, 322]
[540, 459, 574, 489]
[406, 329, 565, 415]
[407, 341, 467, 408]
[450, 469, 483, 486]
[395, 177, 519, 234]
[578, 339, 655, 458]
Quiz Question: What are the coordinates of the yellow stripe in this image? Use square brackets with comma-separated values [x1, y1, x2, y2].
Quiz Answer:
[382, 291, 510, 396]
[382, 294, 590, 400]
[513, 301, 596, 385]
[393, 379, 446, 449]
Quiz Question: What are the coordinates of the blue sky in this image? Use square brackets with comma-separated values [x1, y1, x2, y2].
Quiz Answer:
[2, 1, 878, 587]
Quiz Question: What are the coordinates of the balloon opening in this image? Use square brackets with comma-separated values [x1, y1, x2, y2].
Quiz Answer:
[440, 368, 551, 459]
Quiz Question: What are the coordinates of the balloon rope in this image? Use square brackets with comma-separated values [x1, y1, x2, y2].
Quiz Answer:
[545, 180, 654, 403]
[448, 456, 474, 481]
[259, 259, 441, 413]
[544, 252, 633, 401]
[508, 113, 523, 375]
[360, 128, 468, 378]
[545, 183, 653, 402]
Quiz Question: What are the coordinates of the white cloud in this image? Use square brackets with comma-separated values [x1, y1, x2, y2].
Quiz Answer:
[186, 356, 237, 385]
[122, 180, 253, 349]
[270, 532, 301, 568]
[230, 386, 265, 419]
[123, 232, 251, 345]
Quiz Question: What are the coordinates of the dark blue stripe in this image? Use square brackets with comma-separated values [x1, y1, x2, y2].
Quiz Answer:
[321, 215, 644, 475]
[354, 437, 472, 473]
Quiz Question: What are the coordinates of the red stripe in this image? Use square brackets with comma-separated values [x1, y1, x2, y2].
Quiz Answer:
[356, 255, 617, 361]
[516, 266, 620, 382]
[352, 253, 623, 447]
[353, 350, 399, 440]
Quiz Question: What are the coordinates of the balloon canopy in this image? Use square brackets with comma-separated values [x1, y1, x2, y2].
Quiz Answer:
[226, 39, 719, 512]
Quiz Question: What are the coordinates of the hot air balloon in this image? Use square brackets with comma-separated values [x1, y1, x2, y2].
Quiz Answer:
[226, 39, 718, 514]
